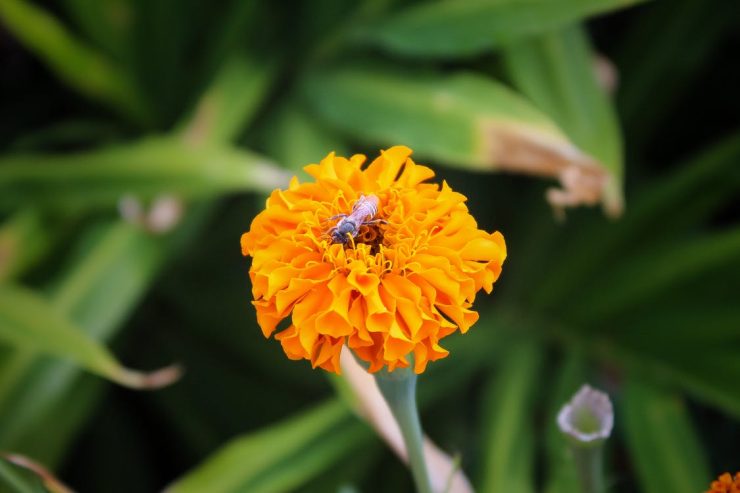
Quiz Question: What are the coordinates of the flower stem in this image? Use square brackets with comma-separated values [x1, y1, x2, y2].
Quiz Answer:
[571, 445, 605, 493]
[374, 367, 433, 493]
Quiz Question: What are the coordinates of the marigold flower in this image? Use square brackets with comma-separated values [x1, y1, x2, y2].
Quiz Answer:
[707, 472, 740, 493]
[241, 146, 506, 374]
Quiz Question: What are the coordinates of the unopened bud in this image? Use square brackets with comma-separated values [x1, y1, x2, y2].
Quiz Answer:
[557, 384, 613, 447]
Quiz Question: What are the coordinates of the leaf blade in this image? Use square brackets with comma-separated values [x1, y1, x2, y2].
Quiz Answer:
[0, 211, 212, 463]
[362, 0, 648, 58]
[165, 399, 372, 493]
[578, 226, 740, 321]
[502, 24, 624, 215]
[533, 132, 740, 309]
[479, 340, 543, 493]
[621, 378, 710, 493]
[0, 0, 149, 124]
[306, 66, 565, 167]
[305, 65, 615, 211]
[177, 56, 276, 146]
[544, 351, 589, 493]
[0, 284, 179, 389]
[0, 137, 286, 210]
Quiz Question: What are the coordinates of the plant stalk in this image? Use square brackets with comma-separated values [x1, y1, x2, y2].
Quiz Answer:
[572, 445, 605, 493]
[374, 366, 433, 493]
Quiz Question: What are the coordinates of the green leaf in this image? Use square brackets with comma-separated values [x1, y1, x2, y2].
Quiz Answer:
[621, 378, 710, 493]
[197, 2, 260, 78]
[502, 24, 624, 215]
[361, 0, 648, 58]
[479, 340, 543, 493]
[165, 399, 373, 493]
[0, 137, 286, 210]
[306, 64, 616, 211]
[611, 303, 740, 345]
[177, 56, 275, 146]
[0, 211, 55, 282]
[601, 336, 740, 419]
[0, 457, 43, 493]
[619, 133, 740, 238]
[0, 283, 180, 389]
[0, 0, 149, 124]
[0, 454, 73, 493]
[308, 65, 597, 166]
[577, 226, 740, 321]
[60, 0, 134, 62]
[533, 132, 740, 309]
[1, 375, 104, 469]
[0, 212, 212, 464]
[261, 100, 350, 173]
[616, 0, 739, 149]
[8, 119, 124, 152]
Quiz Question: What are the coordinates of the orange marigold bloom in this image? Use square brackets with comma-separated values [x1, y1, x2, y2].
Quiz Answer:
[707, 472, 740, 493]
[241, 146, 506, 374]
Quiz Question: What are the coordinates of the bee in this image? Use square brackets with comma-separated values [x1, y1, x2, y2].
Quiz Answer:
[328, 194, 383, 245]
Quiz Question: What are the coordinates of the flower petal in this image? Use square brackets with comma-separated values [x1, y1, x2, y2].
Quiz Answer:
[242, 146, 505, 374]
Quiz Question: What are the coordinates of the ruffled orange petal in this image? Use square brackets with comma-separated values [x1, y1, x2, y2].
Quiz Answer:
[242, 146, 506, 373]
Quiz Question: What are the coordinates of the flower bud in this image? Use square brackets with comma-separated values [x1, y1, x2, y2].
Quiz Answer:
[557, 384, 614, 447]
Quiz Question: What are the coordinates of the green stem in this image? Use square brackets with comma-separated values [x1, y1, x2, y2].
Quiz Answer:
[374, 367, 433, 493]
[571, 445, 605, 493]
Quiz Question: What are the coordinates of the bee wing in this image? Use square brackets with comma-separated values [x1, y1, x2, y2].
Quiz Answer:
[350, 195, 363, 213]
[324, 213, 347, 223]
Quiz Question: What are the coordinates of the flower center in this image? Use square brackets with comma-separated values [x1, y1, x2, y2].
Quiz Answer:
[355, 223, 386, 254]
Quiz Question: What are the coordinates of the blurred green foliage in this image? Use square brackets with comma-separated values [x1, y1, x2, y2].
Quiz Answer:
[0, 0, 738, 492]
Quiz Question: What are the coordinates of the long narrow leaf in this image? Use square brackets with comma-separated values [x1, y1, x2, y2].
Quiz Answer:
[0, 0, 149, 124]
[544, 351, 588, 493]
[262, 101, 349, 173]
[479, 340, 543, 493]
[617, 0, 738, 148]
[533, 132, 740, 309]
[0, 284, 180, 389]
[361, 0, 648, 58]
[165, 400, 372, 493]
[305, 66, 615, 211]
[306, 66, 576, 168]
[0, 215, 209, 463]
[177, 57, 275, 146]
[0, 54, 285, 459]
[598, 337, 740, 418]
[577, 226, 740, 321]
[0, 137, 286, 210]
[1, 454, 74, 493]
[0, 458, 42, 493]
[502, 24, 624, 215]
[610, 303, 740, 345]
[621, 378, 710, 493]
[0, 210, 56, 282]
[60, 0, 133, 61]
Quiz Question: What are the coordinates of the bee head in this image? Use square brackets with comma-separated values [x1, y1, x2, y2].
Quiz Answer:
[331, 221, 356, 244]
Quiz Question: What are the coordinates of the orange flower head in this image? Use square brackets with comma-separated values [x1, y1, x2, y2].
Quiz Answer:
[241, 146, 506, 374]
[707, 472, 740, 493]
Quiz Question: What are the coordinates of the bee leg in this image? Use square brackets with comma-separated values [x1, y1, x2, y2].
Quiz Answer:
[363, 219, 388, 225]
[327, 213, 348, 221]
